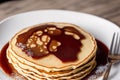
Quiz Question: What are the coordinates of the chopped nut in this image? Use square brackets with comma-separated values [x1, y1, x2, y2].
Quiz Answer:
[36, 31, 43, 36]
[49, 40, 61, 52]
[26, 44, 29, 47]
[49, 31, 53, 34]
[27, 39, 32, 43]
[52, 46, 57, 49]
[44, 29, 47, 32]
[30, 44, 36, 48]
[73, 34, 80, 40]
[41, 35, 48, 42]
[31, 35, 34, 38]
[57, 42, 61, 46]
[36, 38, 43, 45]
[41, 35, 50, 43]
[30, 38, 33, 41]
[44, 42, 48, 45]
[43, 46, 47, 49]
[65, 31, 73, 36]
[40, 49, 43, 52]
[48, 27, 56, 30]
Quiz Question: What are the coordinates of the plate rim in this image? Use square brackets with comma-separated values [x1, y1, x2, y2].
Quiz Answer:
[0, 9, 119, 29]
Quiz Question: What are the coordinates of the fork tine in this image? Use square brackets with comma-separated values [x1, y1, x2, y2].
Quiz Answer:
[117, 33, 120, 54]
[110, 33, 115, 54]
[118, 33, 120, 54]
[116, 32, 120, 54]
[114, 32, 119, 54]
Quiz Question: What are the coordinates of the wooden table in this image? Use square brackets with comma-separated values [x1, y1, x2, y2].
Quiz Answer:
[0, 0, 120, 26]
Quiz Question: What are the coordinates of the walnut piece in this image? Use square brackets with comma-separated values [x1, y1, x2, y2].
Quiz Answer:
[49, 40, 61, 52]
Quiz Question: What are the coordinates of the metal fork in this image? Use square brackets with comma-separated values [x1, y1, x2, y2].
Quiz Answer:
[103, 32, 120, 80]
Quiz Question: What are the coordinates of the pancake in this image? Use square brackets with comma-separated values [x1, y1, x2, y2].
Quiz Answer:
[7, 22, 97, 80]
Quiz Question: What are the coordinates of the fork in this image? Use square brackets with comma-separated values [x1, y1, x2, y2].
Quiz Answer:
[103, 32, 120, 80]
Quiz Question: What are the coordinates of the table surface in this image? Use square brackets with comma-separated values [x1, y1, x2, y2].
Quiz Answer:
[0, 0, 120, 26]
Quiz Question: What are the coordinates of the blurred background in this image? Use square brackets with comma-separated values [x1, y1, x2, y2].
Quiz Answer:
[0, 0, 120, 26]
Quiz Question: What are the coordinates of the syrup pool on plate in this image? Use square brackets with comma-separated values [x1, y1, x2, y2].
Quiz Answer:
[83, 39, 109, 80]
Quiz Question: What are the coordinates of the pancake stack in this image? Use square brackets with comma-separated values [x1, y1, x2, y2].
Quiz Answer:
[7, 22, 97, 80]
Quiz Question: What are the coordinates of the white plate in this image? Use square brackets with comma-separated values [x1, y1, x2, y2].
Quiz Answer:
[0, 10, 120, 80]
